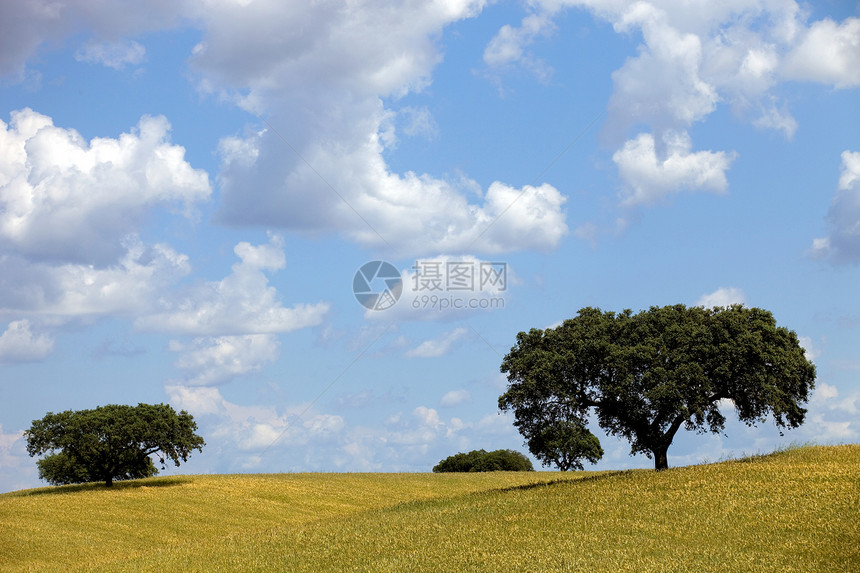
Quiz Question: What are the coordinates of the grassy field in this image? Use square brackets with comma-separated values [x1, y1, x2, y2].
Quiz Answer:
[1, 445, 857, 572]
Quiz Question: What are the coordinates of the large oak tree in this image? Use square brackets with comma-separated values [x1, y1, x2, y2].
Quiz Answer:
[499, 305, 816, 470]
[25, 403, 205, 487]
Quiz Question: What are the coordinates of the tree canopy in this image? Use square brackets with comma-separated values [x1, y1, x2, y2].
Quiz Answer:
[525, 420, 604, 471]
[499, 305, 816, 470]
[25, 403, 205, 487]
[433, 449, 534, 472]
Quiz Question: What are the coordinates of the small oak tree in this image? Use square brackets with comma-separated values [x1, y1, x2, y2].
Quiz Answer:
[526, 420, 604, 471]
[433, 449, 534, 472]
[25, 403, 205, 487]
[499, 305, 816, 470]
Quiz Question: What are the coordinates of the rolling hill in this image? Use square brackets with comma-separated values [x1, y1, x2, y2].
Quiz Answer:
[1, 444, 857, 572]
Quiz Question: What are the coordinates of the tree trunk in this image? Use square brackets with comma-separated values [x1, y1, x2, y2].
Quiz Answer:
[653, 445, 669, 471]
[105, 476, 113, 487]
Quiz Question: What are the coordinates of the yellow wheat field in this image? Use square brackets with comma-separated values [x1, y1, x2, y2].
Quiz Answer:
[1, 445, 857, 572]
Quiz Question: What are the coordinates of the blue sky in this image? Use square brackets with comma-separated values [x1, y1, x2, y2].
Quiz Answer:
[1, 0, 858, 492]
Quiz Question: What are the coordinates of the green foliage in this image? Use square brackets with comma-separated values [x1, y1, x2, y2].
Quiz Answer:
[25, 403, 205, 487]
[433, 449, 534, 472]
[527, 420, 604, 471]
[499, 304, 816, 470]
[36, 451, 159, 486]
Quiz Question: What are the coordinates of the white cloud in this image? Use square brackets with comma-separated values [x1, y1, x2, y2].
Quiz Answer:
[0, 425, 24, 455]
[838, 151, 860, 190]
[483, 1, 858, 211]
[783, 18, 860, 88]
[137, 236, 329, 336]
[811, 151, 860, 263]
[149, 237, 329, 387]
[797, 336, 820, 362]
[217, 124, 568, 256]
[752, 99, 797, 139]
[483, 12, 556, 81]
[171, 334, 280, 386]
[440, 389, 471, 407]
[4, 3, 566, 258]
[165, 385, 345, 460]
[804, 414, 857, 441]
[398, 106, 439, 140]
[165, 385, 224, 416]
[406, 327, 468, 358]
[0, 109, 215, 339]
[0, 108, 211, 264]
[0, 2, 67, 78]
[811, 380, 859, 417]
[413, 406, 442, 428]
[186, 0, 565, 256]
[163, 384, 524, 474]
[614, 131, 735, 206]
[0, 320, 54, 363]
[813, 382, 839, 402]
[0, 1, 186, 79]
[364, 255, 512, 322]
[609, 2, 718, 132]
[0, 425, 33, 493]
[542, 1, 855, 128]
[797, 379, 859, 443]
[696, 287, 746, 308]
[0, 238, 191, 321]
[808, 237, 831, 259]
[74, 39, 145, 69]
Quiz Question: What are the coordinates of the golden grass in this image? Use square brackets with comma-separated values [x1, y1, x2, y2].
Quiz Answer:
[1, 445, 857, 572]
[0, 471, 586, 571]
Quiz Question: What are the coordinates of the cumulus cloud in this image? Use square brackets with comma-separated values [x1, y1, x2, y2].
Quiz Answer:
[0, 109, 214, 338]
[783, 18, 860, 88]
[186, 0, 566, 256]
[397, 106, 439, 140]
[802, 380, 859, 441]
[752, 99, 798, 139]
[614, 131, 735, 206]
[0, 425, 33, 493]
[485, 1, 857, 211]
[440, 389, 471, 407]
[406, 327, 468, 358]
[3, 3, 566, 257]
[696, 287, 746, 308]
[483, 12, 555, 82]
[0, 0, 186, 79]
[170, 334, 280, 386]
[811, 151, 860, 263]
[0, 320, 53, 363]
[609, 2, 718, 133]
[0, 108, 211, 265]
[412, 406, 443, 429]
[217, 126, 568, 256]
[147, 237, 328, 387]
[0, 238, 191, 321]
[74, 39, 145, 69]
[137, 235, 329, 336]
[165, 385, 345, 458]
[164, 383, 523, 473]
[804, 414, 856, 441]
[551, 0, 856, 128]
[797, 336, 820, 362]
